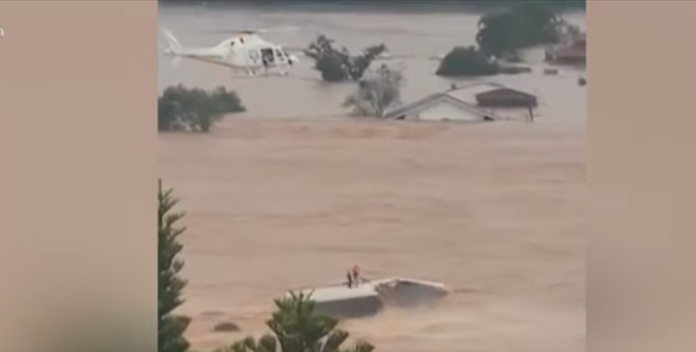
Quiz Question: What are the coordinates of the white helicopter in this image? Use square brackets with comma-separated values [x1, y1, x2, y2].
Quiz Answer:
[159, 27, 302, 78]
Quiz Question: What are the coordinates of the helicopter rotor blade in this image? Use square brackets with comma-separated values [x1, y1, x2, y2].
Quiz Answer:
[205, 25, 302, 35]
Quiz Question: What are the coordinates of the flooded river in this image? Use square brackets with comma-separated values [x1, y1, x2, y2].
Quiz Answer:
[158, 4, 586, 126]
[158, 6, 586, 351]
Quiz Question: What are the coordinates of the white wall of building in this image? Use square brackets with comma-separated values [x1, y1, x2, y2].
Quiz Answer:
[412, 100, 486, 122]
[484, 107, 531, 121]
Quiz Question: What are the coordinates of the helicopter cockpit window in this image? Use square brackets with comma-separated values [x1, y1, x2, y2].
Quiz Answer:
[260, 48, 275, 63]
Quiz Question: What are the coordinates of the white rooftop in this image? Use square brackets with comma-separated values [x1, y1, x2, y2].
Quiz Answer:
[289, 283, 379, 302]
[371, 277, 447, 290]
[287, 277, 447, 303]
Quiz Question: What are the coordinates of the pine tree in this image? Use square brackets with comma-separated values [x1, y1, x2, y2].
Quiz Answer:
[158, 179, 191, 352]
[222, 292, 375, 352]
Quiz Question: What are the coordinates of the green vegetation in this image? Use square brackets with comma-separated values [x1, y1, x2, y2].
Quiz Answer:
[217, 292, 374, 352]
[437, 1, 581, 77]
[343, 64, 404, 117]
[155, 181, 373, 352]
[158, 180, 191, 352]
[475, 2, 574, 58]
[435, 46, 499, 77]
[158, 85, 245, 133]
[305, 35, 388, 82]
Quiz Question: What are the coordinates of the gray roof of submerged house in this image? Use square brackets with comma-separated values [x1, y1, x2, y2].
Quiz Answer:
[447, 82, 536, 102]
[384, 90, 502, 120]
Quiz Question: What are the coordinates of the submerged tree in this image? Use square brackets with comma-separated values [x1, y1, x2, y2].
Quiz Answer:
[475, 2, 572, 59]
[435, 46, 500, 77]
[343, 64, 404, 117]
[158, 179, 190, 352]
[158, 85, 246, 133]
[305, 35, 388, 82]
[218, 292, 374, 352]
[436, 2, 580, 77]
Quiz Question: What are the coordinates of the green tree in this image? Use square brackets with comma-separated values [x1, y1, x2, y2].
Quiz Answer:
[435, 46, 500, 77]
[158, 179, 191, 352]
[475, 2, 568, 58]
[343, 64, 404, 117]
[158, 85, 246, 133]
[305, 35, 387, 82]
[218, 292, 374, 352]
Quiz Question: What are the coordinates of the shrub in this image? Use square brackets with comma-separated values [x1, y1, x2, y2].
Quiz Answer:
[435, 46, 500, 77]
[305, 35, 388, 82]
[343, 64, 404, 117]
[475, 2, 572, 58]
[219, 292, 374, 352]
[158, 85, 245, 133]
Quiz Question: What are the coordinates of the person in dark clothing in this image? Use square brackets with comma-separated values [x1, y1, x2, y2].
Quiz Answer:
[346, 270, 354, 288]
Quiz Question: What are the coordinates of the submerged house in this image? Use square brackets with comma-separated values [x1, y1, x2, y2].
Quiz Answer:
[383, 92, 498, 123]
[291, 284, 384, 319]
[545, 34, 586, 65]
[287, 277, 448, 319]
[384, 82, 538, 122]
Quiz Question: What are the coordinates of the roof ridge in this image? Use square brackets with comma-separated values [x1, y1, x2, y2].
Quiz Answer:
[384, 90, 503, 121]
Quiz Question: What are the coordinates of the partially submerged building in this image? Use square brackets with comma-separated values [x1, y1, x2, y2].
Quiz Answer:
[383, 92, 499, 123]
[287, 277, 448, 319]
[545, 34, 586, 65]
[384, 82, 538, 122]
[291, 284, 384, 319]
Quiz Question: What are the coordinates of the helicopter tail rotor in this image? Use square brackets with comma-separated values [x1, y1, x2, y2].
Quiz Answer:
[159, 27, 184, 68]
[160, 27, 183, 52]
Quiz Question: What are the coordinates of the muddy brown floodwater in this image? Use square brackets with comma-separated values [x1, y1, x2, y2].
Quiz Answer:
[158, 5, 586, 352]
[158, 118, 585, 352]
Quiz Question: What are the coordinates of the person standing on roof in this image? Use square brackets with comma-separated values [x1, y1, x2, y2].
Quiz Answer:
[351, 264, 361, 285]
[346, 269, 354, 288]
